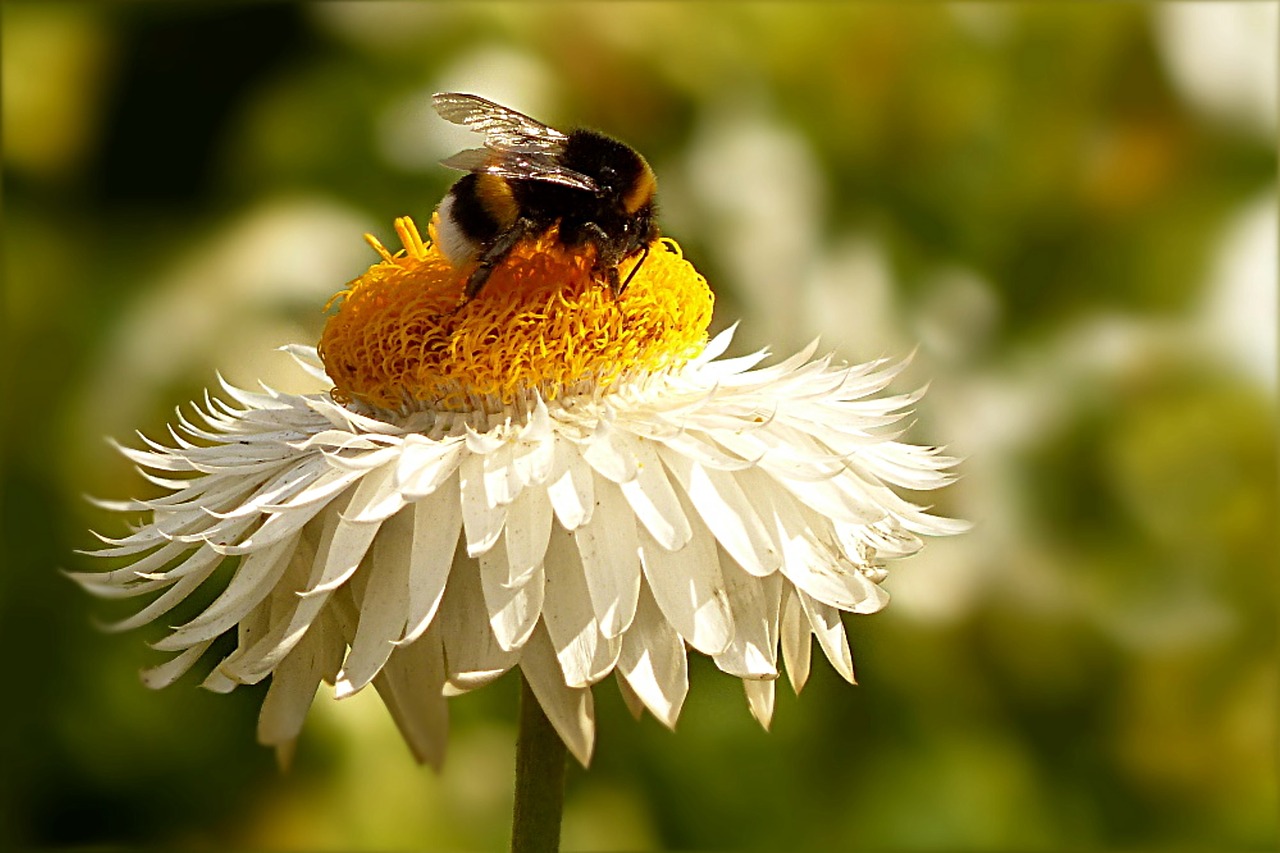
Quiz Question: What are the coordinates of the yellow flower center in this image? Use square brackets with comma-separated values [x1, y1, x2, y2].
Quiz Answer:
[319, 216, 714, 412]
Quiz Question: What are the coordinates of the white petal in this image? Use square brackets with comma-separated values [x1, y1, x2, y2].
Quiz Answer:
[744, 678, 776, 730]
[479, 539, 544, 652]
[712, 562, 782, 680]
[215, 531, 319, 683]
[460, 452, 507, 556]
[300, 505, 384, 596]
[748, 470, 890, 614]
[372, 627, 449, 769]
[614, 672, 646, 720]
[691, 323, 738, 364]
[797, 591, 855, 684]
[339, 461, 405, 523]
[396, 437, 464, 499]
[771, 464, 888, 527]
[502, 485, 554, 582]
[219, 467, 363, 555]
[572, 476, 642, 639]
[202, 665, 238, 694]
[334, 508, 414, 697]
[511, 400, 557, 487]
[400, 483, 462, 644]
[70, 539, 197, 591]
[140, 641, 214, 689]
[617, 580, 688, 729]
[95, 549, 223, 633]
[519, 623, 596, 767]
[256, 607, 345, 748]
[546, 438, 594, 530]
[656, 430, 754, 471]
[152, 537, 295, 651]
[279, 343, 330, 384]
[580, 413, 636, 483]
[779, 586, 812, 694]
[437, 543, 519, 691]
[226, 504, 365, 683]
[542, 525, 622, 687]
[480, 437, 519, 506]
[618, 438, 692, 550]
[660, 449, 781, 577]
[637, 506, 733, 656]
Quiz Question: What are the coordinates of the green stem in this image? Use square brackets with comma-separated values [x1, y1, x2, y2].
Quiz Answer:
[511, 674, 567, 853]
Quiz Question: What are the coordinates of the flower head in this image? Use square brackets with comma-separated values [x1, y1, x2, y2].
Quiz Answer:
[76, 216, 964, 767]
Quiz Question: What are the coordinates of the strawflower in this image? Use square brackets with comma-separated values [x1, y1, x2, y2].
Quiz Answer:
[75, 213, 964, 837]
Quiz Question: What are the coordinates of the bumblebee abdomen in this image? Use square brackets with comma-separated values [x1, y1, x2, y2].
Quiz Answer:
[437, 172, 523, 266]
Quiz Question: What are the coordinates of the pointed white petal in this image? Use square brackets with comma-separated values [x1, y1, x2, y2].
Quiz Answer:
[139, 641, 214, 689]
[300, 508, 383, 596]
[580, 413, 636, 483]
[615, 672, 646, 720]
[437, 544, 519, 690]
[511, 414, 557, 488]
[395, 438, 464, 499]
[214, 531, 319, 683]
[691, 323, 738, 364]
[749, 470, 890, 614]
[480, 438, 519, 506]
[545, 438, 594, 530]
[479, 539, 544, 652]
[712, 562, 781, 680]
[256, 608, 345, 748]
[637, 505, 733, 656]
[660, 449, 781, 577]
[339, 462, 405, 524]
[617, 580, 688, 729]
[334, 508, 415, 697]
[619, 438, 692, 550]
[460, 453, 507, 556]
[502, 485, 554, 582]
[372, 627, 449, 769]
[400, 483, 461, 644]
[98, 554, 224, 634]
[224, 505, 361, 683]
[779, 586, 812, 694]
[152, 537, 295, 651]
[542, 525, 621, 687]
[572, 476, 641, 639]
[744, 678, 776, 730]
[798, 591, 855, 684]
[279, 343, 331, 383]
[520, 623, 596, 767]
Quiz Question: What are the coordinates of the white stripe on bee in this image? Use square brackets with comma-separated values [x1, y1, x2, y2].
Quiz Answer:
[434, 195, 476, 269]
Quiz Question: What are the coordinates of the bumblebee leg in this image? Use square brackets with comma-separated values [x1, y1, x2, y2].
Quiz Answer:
[466, 219, 534, 299]
[575, 221, 626, 298]
[617, 242, 650, 296]
[603, 265, 622, 298]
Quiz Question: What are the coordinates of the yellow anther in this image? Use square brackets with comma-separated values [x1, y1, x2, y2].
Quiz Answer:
[319, 216, 714, 412]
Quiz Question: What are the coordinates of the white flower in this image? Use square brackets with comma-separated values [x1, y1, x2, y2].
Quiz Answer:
[75, 219, 964, 767]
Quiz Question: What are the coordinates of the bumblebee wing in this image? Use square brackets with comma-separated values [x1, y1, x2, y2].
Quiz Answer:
[433, 92, 570, 152]
[439, 147, 599, 193]
[433, 92, 601, 192]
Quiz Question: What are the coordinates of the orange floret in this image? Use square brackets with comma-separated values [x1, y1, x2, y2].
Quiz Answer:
[318, 216, 714, 412]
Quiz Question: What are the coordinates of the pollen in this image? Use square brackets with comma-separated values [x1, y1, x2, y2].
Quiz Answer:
[318, 216, 715, 412]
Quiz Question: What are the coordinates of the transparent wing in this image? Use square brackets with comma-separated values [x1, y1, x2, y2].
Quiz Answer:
[433, 93, 598, 192]
[433, 92, 569, 152]
[439, 148, 599, 193]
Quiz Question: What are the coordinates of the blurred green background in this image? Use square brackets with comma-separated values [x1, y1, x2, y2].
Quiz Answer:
[3, 2, 1275, 850]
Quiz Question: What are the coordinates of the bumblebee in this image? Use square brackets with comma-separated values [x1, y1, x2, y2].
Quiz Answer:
[431, 92, 659, 300]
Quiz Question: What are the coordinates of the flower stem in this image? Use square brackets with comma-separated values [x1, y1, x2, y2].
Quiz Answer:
[511, 674, 567, 853]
